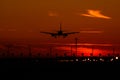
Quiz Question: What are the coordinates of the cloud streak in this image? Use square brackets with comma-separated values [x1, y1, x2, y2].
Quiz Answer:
[81, 10, 111, 19]
[64, 43, 113, 47]
[80, 30, 103, 34]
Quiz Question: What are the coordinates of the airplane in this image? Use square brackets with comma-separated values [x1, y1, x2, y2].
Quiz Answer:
[40, 24, 79, 38]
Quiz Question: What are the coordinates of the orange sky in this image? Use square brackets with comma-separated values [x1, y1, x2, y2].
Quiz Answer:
[0, 0, 120, 45]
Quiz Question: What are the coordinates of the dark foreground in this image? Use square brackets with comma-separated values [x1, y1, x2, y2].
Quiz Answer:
[0, 57, 120, 79]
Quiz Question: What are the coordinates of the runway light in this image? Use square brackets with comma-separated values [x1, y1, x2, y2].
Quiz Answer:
[82, 59, 87, 61]
[66, 60, 69, 62]
[70, 60, 74, 62]
[35, 59, 39, 63]
[76, 59, 79, 61]
[115, 57, 118, 60]
[88, 58, 90, 61]
[93, 59, 95, 61]
[100, 58, 104, 62]
[110, 58, 114, 61]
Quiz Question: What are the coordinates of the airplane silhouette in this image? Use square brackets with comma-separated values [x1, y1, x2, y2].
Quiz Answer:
[40, 24, 79, 38]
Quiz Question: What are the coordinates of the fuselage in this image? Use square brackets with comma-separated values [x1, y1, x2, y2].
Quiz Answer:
[57, 30, 63, 35]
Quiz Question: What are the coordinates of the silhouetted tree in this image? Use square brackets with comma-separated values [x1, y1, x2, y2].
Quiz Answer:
[99, 53, 102, 57]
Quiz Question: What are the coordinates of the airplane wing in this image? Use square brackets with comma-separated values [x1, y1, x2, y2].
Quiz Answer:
[40, 32, 58, 38]
[40, 32, 55, 34]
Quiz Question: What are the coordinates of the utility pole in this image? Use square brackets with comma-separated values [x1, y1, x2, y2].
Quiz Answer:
[28, 45, 32, 57]
[7, 46, 10, 56]
[92, 46, 94, 54]
[71, 46, 72, 56]
[50, 47, 52, 57]
[75, 38, 78, 57]
[91, 46, 94, 57]
[6, 44, 12, 57]
[50, 47, 52, 54]
[113, 48, 115, 56]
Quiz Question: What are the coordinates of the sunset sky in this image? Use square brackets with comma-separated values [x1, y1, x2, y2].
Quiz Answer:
[0, 0, 120, 45]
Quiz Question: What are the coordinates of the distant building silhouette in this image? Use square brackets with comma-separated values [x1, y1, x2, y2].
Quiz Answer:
[64, 53, 67, 57]
[99, 53, 102, 57]
[28, 45, 32, 57]
[72, 53, 76, 57]
[81, 53, 84, 57]
[2, 52, 5, 57]
[11, 53, 14, 57]
[107, 53, 110, 57]
[55, 53, 58, 57]
[20, 52, 23, 57]
[37, 53, 41, 57]
[90, 53, 93, 57]
[46, 53, 50, 57]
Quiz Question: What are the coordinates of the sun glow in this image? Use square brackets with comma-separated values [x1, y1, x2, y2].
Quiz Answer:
[55, 46, 113, 57]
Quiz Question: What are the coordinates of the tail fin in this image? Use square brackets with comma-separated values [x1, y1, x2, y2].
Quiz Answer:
[60, 23, 62, 31]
